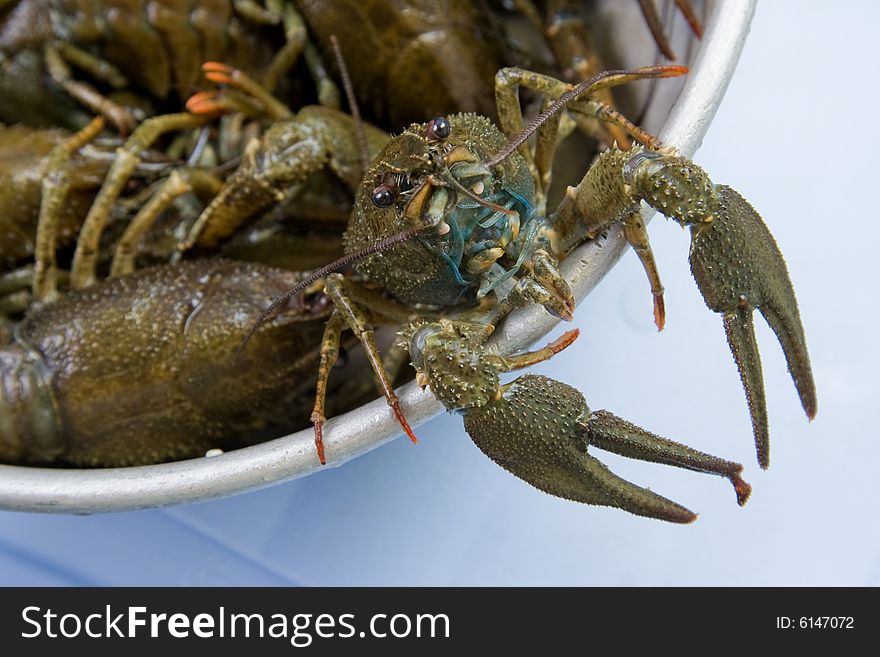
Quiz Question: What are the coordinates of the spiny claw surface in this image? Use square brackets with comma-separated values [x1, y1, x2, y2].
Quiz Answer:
[463, 374, 750, 523]
[626, 150, 817, 468]
[689, 185, 817, 468]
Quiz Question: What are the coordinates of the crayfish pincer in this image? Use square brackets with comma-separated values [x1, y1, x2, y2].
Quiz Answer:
[560, 146, 818, 469]
[688, 184, 817, 469]
[550, 141, 817, 469]
[404, 321, 750, 523]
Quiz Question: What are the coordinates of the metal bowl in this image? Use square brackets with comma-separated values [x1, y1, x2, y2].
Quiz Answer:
[0, 0, 757, 513]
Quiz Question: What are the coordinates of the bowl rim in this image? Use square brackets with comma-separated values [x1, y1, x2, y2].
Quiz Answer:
[0, 0, 757, 513]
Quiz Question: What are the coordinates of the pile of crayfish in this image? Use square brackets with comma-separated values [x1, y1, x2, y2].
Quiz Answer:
[0, 0, 815, 523]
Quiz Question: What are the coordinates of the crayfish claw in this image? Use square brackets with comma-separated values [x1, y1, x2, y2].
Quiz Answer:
[185, 90, 229, 116]
[587, 409, 751, 506]
[722, 308, 769, 468]
[689, 185, 817, 467]
[463, 374, 749, 523]
[760, 302, 817, 421]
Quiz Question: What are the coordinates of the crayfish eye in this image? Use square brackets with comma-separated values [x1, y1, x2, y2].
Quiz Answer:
[370, 185, 396, 208]
[426, 116, 451, 142]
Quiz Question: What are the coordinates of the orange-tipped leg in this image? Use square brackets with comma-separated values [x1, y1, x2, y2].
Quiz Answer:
[653, 293, 666, 332]
[199, 62, 293, 120]
[623, 212, 666, 331]
[313, 419, 327, 466]
[186, 91, 230, 116]
[391, 398, 419, 445]
[674, 0, 705, 38]
[322, 274, 421, 451]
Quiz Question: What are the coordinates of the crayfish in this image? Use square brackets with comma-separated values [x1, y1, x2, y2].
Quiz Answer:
[229, 62, 816, 523]
[0, 257, 383, 466]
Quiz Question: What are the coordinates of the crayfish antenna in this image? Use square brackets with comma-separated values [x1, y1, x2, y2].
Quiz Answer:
[486, 65, 688, 169]
[637, 0, 705, 61]
[328, 34, 370, 177]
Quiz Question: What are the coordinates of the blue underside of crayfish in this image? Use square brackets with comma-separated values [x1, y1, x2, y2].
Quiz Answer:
[420, 185, 537, 302]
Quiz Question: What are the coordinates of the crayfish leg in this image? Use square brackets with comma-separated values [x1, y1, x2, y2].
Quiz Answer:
[493, 329, 580, 372]
[70, 112, 208, 289]
[200, 62, 294, 121]
[321, 274, 419, 454]
[43, 45, 136, 135]
[538, 0, 632, 148]
[110, 168, 223, 277]
[622, 211, 666, 330]
[311, 310, 347, 465]
[637, 0, 704, 61]
[33, 116, 105, 302]
[493, 67, 685, 211]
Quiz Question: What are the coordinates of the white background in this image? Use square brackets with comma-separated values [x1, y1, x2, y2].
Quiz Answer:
[0, 0, 877, 585]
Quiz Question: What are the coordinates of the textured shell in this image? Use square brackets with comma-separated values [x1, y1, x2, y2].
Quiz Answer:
[295, 0, 505, 128]
[464, 373, 594, 501]
[344, 113, 533, 309]
[689, 185, 794, 313]
[5, 259, 330, 466]
[0, 0, 282, 112]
